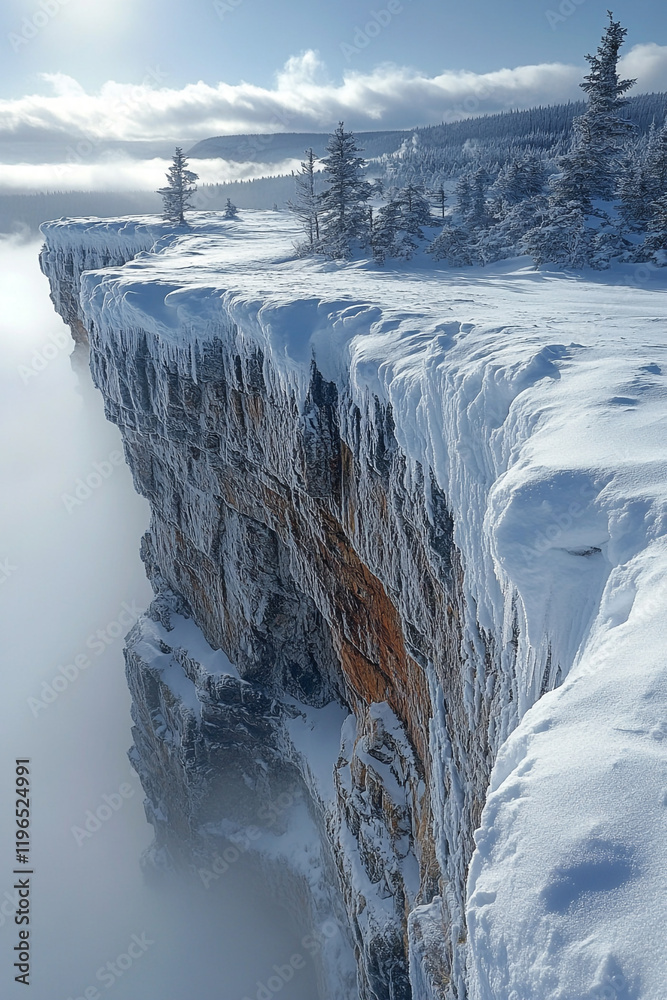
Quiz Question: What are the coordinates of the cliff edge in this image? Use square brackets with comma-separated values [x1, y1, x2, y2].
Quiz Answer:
[40, 211, 667, 1000]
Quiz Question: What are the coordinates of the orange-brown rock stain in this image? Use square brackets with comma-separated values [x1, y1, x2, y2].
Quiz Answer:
[317, 510, 431, 768]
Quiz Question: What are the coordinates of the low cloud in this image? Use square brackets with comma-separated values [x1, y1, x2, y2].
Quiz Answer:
[619, 43, 667, 94]
[0, 156, 302, 194]
[0, 45, 664, 147]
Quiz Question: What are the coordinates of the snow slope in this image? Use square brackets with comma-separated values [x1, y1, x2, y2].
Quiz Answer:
[40, 211, 667, 999]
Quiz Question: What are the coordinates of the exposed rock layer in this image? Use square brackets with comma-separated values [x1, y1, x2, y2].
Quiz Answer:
[96, 326, 485, 999]
[39, 219, 557, 1000]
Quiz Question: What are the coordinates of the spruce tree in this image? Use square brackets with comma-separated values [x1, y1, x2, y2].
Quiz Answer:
[318, 122, 371, 259]
[370, 184, 436, 263]
[372, 198, 401, 264]
[618, 160, 654, 228]
[645, 118, 667, 199]
[398, 183, 435, 238]
[468, 167, 490, 227]
[526, 13, 636, 268]
[223, 198, 239, 219]
[158, 147, 199, 225]
[455, 174, 472, 217]
[288, 149, 320, 253]
[427, 224, 474, 266]
[551, 12, 636, 208]
[432, 184, 446, 220]
[495, 155, 546, 209]
[642, 193, 667, 264]
[522, 204, 591, 267]
[481, 195, 548, 262]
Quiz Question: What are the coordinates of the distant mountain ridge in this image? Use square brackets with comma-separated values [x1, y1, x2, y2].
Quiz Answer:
[186, 130, 409, 163]
[414, 91, 667, 147]
[187, 92, 667, 169]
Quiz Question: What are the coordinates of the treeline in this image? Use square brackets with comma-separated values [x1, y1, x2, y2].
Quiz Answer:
[289, 14, 667, 270]
[376, 92, 667, 190]
[0, 177, 300, 234]
[0, 191, 162, 235]
[192, 175, 296, 211]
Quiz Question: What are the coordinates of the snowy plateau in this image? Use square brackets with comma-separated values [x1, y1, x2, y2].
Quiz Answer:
[40, 211, 667, 1000]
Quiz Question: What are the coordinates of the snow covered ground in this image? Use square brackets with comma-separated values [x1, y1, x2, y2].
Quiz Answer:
[41, 210, 667, 999]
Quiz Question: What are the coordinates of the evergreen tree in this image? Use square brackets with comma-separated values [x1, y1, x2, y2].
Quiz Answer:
[480, 195, 548, 262]
[157, 147, 199, 225]
[455, 174, 472, 217]
[618, 159, 655, 228]
[288, 148, 320, 253]
[645, 118, 667, 198]
[223, 198, 239, 219]
[522, 203, 591, 267]
[372, 198, 402, 264]
[642, 193, 667, 264]
[619, 118, 667, 233]
[318, 122, 372, 259]
[398, 183, 435, 238]
[427, 224, 474, 266]
[551, 12, 636, 208]
[431, 184, 447, 220]
[588, 225, 631, 269]
[468, 167, 490, 227]
[494, 154, 546, 208]
[369, 183, 438, 263]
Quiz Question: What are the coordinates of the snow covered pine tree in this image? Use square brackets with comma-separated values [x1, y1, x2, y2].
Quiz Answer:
[288, 148, 321, 254]
[372, 184, 436, 263]
[223, 198, 239, 219]
[157, 148, 199, 225]
[318, 122, 372, 259]
[525, 12, 636, 267]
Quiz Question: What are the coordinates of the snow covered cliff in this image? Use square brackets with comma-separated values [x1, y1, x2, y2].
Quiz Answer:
[40, 211, 667, 1000]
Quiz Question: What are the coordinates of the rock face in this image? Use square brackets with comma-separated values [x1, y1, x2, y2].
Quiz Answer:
[38, 216, 564, 1000]
[95, 325, 483, 999]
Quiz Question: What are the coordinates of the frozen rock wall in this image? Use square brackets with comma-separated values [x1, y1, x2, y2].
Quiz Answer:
[39, 214, 667, 1000]
[86, 314, 485, 1000]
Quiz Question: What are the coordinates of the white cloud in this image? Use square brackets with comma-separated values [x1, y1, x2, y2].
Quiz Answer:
[620, 43, 667, 94]
[0, 156, 302, 193]
[0, 46, 664, 146]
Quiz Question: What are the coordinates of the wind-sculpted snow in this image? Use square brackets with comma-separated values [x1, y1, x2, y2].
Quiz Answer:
[40, 211, 667, 1000]
[38, 217, 173, 342]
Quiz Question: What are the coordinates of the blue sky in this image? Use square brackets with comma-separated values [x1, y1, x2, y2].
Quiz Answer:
[1, 0, 663, 94]
[0, 0, 665, 143]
